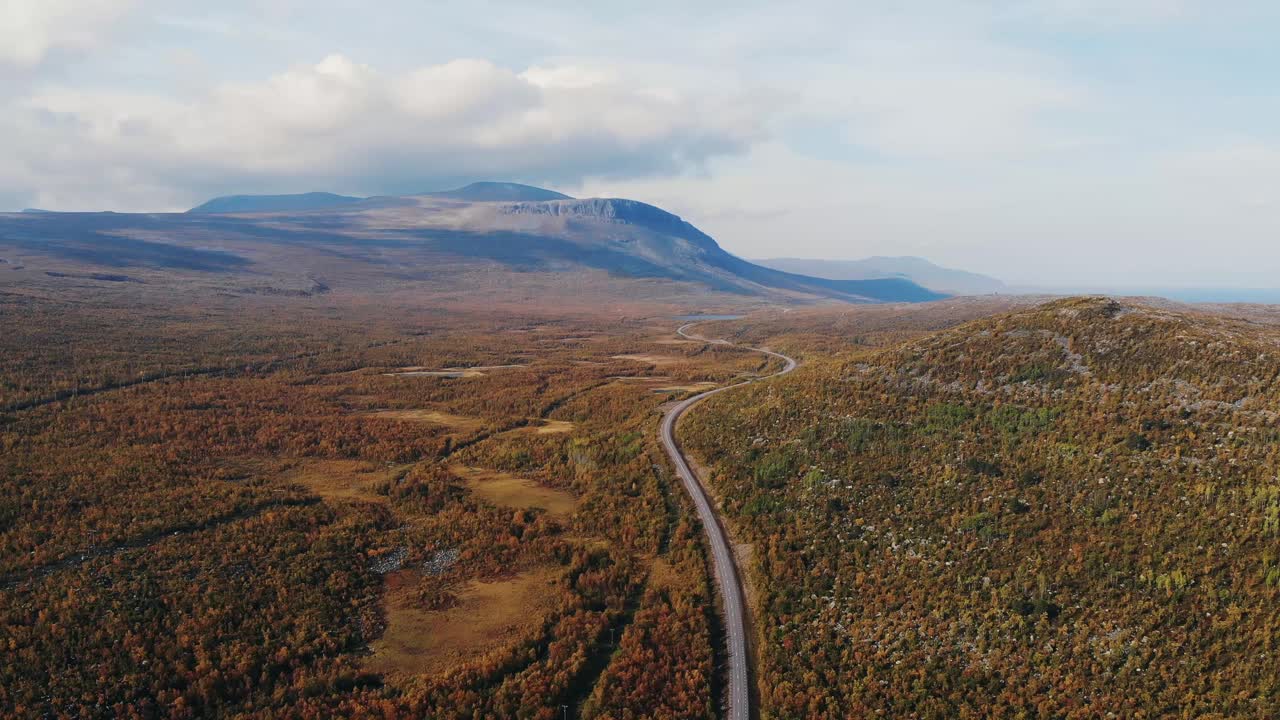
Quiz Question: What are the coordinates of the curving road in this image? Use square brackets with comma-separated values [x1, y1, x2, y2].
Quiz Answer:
[659, 323, 797, 720]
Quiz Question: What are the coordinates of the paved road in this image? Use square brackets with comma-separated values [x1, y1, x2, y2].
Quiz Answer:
[659, 323, 797, 720]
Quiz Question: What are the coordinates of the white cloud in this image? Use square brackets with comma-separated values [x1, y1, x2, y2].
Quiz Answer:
[0, 0, 138, 68]
[815, 64, 1089, 159]
[521, 65, 617, 91]
[2, 54, 766, 210]
[398, 59, 539, 120]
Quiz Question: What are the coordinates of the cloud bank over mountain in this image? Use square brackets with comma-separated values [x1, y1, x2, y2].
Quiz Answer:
[3, 52, 763, 211]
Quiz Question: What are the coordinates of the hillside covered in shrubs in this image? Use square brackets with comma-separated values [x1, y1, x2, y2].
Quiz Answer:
[684, 297, 1280, 718]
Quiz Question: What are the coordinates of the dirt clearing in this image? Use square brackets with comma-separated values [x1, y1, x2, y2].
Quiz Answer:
[647, 557, 694, 592]
[278, 459, 404, 504]
[652, 382, 717, 393]
[384, 369, 484, 378]
[365, 565, 563, 679]
[451, 464, 576, 517]
[444, 363, 528, 372]
[534, 419, 574, 435]
[611, 353, 687, 365]
[383, 364, 526, 378]
[367, 409, 485, 432]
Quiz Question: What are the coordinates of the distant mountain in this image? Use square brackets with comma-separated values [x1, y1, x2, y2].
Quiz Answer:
[20, 208, 54, 214]
[188, 192, 365, 214]
[756, 256, 1005, 296]
[427, 182, 573, 202]
[187, 183, 571, 214]
[490, 197, 944, 301]
[6, 183, 946, 304]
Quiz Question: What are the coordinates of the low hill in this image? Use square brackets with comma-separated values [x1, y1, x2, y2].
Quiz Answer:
[682, 296, 1280, 717]
[756, 255, 1005, 295]
[3, 184, 945, 305]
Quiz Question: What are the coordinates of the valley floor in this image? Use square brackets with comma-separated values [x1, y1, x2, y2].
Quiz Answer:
[6, 287, 1276, 718]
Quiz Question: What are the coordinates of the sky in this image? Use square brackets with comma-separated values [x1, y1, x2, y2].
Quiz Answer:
[4, 0, 1280, 287]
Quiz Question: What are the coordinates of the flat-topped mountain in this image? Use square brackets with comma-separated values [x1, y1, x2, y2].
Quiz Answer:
[427, 181, 573, 202]
[1, 183, 945, 304]
[188, 192, 365, 214]
[187, 183, 574, 215]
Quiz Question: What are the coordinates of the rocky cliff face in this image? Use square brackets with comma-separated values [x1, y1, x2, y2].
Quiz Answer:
[502, 198, 720, 252]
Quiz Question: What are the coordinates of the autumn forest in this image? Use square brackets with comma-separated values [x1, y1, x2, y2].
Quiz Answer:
[5, 278, 1280, 719]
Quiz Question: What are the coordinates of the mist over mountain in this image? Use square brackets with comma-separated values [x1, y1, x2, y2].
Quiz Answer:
[756, 256, 1005, 296]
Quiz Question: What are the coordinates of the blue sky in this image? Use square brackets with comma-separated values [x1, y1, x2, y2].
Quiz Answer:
[4, 1, 1280, 287]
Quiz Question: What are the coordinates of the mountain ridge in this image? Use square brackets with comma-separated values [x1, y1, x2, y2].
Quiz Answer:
[6, 182, 947, 304]
[756, 255, 1004, 295]
[188, 191, 365, 214]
